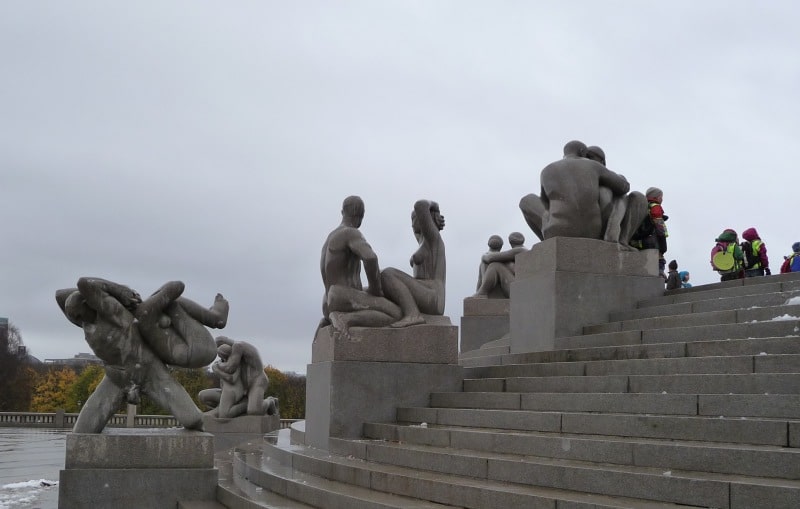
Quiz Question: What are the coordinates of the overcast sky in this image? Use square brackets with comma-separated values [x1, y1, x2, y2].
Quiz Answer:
[2, 2, 797, 374]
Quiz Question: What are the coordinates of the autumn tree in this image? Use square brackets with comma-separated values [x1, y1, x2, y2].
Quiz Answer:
[265, 365, 306, 419]
[30, 367, 78, 412]
[0, 321, 36, 411]
[67, 365, 105, 412]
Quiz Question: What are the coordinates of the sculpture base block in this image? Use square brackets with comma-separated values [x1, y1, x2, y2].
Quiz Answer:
[59, 429, 217, 509]
[202, 414, 281, 450]
[460, 297, 509, 353]
[305, 322, 462, 450]
[312, 316, 457, 363]
[510, 237, 664, 354]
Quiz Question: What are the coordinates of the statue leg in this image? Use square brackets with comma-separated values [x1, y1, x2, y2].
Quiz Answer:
[603, 196, 627, 243]
[137, 284, 221, 368]
[519, 193, 545, 241]
[473, 264, 501, 297]
[619, 191, 648, 246]
[380, 268, 427, 328]
[73, 375, 125, 433]
[144, 365, 203, 430]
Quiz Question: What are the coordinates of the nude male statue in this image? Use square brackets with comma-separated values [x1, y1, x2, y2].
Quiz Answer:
[319, 196, 401, 339]
[199, 337, 277, 418]
[473, 232, 526, 298]
[475, 235, 504, 292]
[520, 140, 632, 241]
[55, 278, 227, 433]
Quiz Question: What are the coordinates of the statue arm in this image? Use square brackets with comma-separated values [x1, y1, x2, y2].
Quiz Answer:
[76, 277, 138, 327]
[482, 247, 526, 264]
[415, 200, 441, 243]
[598, 168, 630, 196]
[348, 234, 383, 296]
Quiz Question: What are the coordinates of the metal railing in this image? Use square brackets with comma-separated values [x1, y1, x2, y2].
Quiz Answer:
[0, 411, 300, 430]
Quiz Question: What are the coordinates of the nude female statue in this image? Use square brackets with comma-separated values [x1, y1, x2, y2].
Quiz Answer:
[380, 199, 446, 327]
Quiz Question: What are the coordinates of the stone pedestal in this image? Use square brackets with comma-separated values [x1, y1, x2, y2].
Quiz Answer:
[59, 428, 217, 509]
[305, 318, 462, 450]
[510, 237, 664, 354]
[202, 413, 281, 451]
[460, 297, 509, 353]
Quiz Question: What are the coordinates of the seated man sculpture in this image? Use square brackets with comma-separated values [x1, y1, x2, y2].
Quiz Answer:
[520, 140, 645, 244]
[473, 232, 526, 298]
[319, 195, 401, 340]
[55, 278, 228, 433]
[199, 337, 278, 418]
[381, 199, 447, 327]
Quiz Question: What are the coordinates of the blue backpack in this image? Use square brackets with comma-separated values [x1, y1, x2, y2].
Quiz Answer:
[792, 254, 800, 273]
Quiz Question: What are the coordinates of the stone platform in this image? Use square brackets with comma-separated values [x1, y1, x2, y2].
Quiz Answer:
[202, 413, 281, 451]
[305, 319, 462, 450]
[510, 237, 664, 353]
[460, 297, 509, 353]
[59, 428, 217, 509]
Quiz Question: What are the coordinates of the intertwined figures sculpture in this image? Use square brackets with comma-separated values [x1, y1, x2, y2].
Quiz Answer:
[56, 278, 228, 433]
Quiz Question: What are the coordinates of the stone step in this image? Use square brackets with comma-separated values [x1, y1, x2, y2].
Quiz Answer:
[232, 443, 460, 509]
[216, 456, 314, 509]
[465, 353, 800, 381]
[610, 290, 800, 323]
[475, 336, 800, 373]
[636, 274, 800, 308]
[586, 304, 800, 335]
[555, 320, 800, 350]
[430, 391, 800, 419]
[255, 435, 711, 509]
[494, 372, 800, 395]
[458, 343, 510, 360]
[396, 406, 796, 446]
[337, 437, 800, 508]
[363, 422, 800, 480]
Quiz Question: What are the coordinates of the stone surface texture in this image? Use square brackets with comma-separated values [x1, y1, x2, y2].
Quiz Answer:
[510, 237, 663, 353]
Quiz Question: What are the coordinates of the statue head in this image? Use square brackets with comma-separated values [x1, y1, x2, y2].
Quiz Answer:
[585, 145, 606, 165]
[508, 232, 525, 247]
[64, 291, 95, 323]
[563, 140, 587, 158]
[341, 195, 365, 227]
[487, 235, 503, 250]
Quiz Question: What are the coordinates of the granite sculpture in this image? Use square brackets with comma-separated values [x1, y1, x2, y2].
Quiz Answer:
[381, 199, 447, 327]
[56, 278, 228, 433]
[473, 232, 526, 298]
[520, 141, 646, 245]
[199, 336, 278, 418]
[319, 195, 402, 340]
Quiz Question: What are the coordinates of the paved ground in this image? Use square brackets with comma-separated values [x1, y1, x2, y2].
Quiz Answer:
[0, 428, 64, 509]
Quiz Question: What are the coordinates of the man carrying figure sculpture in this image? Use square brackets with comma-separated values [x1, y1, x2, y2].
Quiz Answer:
[56, 277, 228, 433]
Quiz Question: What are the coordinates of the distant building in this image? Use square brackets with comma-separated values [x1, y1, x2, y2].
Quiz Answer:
[44, 352, 102, 368]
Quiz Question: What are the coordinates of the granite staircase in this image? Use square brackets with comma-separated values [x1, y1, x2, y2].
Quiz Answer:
[218, 272, 800, 508]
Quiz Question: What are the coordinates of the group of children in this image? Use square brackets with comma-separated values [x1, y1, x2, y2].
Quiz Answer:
[627, 187, 800, 287]
[710, 228, 800, 281]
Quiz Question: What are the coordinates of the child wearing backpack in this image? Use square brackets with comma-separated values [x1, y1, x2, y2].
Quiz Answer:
[711, 229, 744, 281]
[740, 227, 771, 277]
[780, 242, 800, 273]
[665, 260, 681, 290]
[645, 187, 668, 278]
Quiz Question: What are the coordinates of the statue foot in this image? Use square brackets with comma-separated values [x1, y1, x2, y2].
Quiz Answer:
[390, 315, 426, 328]
[329, 312, 353, 340]
[211, 293, 229, 328]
